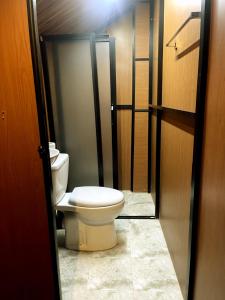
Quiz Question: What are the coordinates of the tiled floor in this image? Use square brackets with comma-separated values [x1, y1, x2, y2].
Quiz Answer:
[120, 191, 155, 216]
[58, 207, 183, 299]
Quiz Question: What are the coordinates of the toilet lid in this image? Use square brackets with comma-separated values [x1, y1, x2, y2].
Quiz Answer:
[69, 186, 124, 207]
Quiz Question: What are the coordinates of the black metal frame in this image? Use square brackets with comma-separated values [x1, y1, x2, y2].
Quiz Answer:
[114, 104, 133, 110]
[130, 10, 136, 192]
[40, 33, 119, 188]
[131, 2, 153, 196]
[117, 216, 156, 220]
[109, 37, 119, 189]
[120, 2, 156, 219]
[26, 0, 61, 298]
[148, 0, 154, 194]
[135, 58, 150, 61]
[154, 0, 164, 219]
[187, 0, 211, 299]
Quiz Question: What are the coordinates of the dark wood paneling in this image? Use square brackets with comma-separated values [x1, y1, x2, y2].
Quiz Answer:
[193, 1, 225, 299]
[37, 0, 136, 35]
[160, 120, 194, 298]
[0, 1, 58, 298]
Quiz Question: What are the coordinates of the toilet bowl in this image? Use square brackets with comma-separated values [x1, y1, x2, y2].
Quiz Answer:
[51, 153, 124, 251]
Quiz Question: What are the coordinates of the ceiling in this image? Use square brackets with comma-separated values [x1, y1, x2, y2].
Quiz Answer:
[37, 0, 137, 35]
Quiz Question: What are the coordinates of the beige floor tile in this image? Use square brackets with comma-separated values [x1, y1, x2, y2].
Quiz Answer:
[131, 256, 179, 290]
[58, 192, 183, 300]
[129, 220, 168, 258]
[87, 257, 132, 290]
[63, 288, 118, 300]
[120, 191, 155, 216]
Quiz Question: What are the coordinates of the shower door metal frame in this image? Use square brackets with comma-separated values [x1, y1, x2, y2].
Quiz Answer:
[40, 33, 118, 189]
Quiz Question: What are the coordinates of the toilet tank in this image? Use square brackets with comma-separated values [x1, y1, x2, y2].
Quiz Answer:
[51, 153, 69, 204]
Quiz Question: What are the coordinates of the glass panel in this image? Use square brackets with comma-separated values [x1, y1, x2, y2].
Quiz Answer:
[47, 40, 99, 190]
[96, 42, 113, 187]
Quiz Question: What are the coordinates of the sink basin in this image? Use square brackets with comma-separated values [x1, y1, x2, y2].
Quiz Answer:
[49, 148, 59, 165]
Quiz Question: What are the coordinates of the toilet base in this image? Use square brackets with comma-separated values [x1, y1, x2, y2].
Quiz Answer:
[64, 212, 117, 251]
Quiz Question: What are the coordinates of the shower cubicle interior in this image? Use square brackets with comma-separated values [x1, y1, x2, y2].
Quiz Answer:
[41, 1, 156, 218]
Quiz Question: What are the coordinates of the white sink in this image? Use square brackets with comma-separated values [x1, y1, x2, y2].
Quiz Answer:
[49, 148, 59, 165]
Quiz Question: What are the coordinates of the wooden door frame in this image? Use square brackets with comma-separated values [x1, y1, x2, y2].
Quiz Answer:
[26, 0, 211, 298]
[26, 0, 61, 298]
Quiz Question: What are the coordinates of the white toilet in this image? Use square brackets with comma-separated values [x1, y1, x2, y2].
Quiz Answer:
[51, 153, 124, 251]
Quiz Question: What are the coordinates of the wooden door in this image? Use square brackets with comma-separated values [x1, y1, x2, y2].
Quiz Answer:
[0, 0, 60, 299]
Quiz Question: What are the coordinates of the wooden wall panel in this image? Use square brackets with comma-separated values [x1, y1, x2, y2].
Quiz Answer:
[135, 61, 149, 108]
[151, 114, 157, 203]
[107, 13, 133, 105]
[193, 1, 225, 299]
[133, 113, 148, 192]
[135, 2, 150, 58]
[160, 121, 194, 298]
[0, 1, 58, 298]
[117, 111, 132, 190]
[162, 0, 201, 112]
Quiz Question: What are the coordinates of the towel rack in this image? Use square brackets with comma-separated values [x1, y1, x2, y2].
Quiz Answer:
[166, 12, 201, 49]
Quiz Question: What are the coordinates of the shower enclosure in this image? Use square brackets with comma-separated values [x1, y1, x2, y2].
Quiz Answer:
[41, 29, 155, 218]
[41, 34, 117, 191]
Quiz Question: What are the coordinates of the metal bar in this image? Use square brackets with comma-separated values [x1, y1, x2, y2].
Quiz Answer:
[148, 0, 154, 193]
[90, 34, 104, 186]
[131, 10, 136, 192]
[109, 37, 118, 189]
[117, 216, 156, 219]
[187, 1, 211, 299]
[135, 58, 150, 61]
[114, 104, 133, 110]
[155, 0, 165, 219]
[135, 109, 150, 112]
[166, 12, 201, 48]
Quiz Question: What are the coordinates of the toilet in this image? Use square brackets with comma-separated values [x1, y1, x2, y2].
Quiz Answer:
[51, 153, 124, 251]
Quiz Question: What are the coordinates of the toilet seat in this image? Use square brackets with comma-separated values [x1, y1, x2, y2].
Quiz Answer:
[69, 186, 124, 208]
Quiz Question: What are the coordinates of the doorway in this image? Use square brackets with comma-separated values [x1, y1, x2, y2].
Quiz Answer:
[41, 28, 155, 218]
